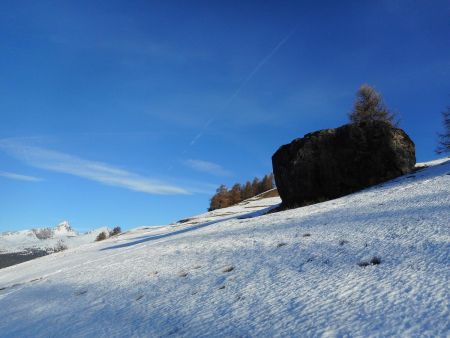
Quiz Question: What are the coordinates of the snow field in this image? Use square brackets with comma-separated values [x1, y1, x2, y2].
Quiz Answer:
[0, 159, 449, 337]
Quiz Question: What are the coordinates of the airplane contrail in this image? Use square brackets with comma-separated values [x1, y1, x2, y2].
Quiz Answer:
[225, 26, 297, 106]
[189, 26, 297, 146]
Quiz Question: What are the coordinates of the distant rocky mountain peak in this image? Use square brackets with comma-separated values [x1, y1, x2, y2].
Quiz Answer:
[54, 221, 76, 236]
[55, 221, 72, 231]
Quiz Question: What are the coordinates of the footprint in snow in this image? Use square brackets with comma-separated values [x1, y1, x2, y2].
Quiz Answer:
[277, 242, 288, 248]
[222, 266, 234, 273]
[178, 271, 188, 278]
[302, 233, 311, 237]
[215, 276, 226, 287]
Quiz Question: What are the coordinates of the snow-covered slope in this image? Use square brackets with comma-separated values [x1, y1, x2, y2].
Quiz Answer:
[0, 221, 108, 253]
[0, 159, 449, 337]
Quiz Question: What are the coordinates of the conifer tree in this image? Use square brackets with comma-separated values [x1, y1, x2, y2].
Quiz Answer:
[242, 181, 253, 200]
[208, 173, 277, 211]
[252, 177, 260, 196]
[262, 174, 274, 192]
[230, 183, 242, 205]
[349, 84, 396, 125]
[208, 193, 221, 211]
[436, 107, 450, 154]
[216, 185, 230, 209]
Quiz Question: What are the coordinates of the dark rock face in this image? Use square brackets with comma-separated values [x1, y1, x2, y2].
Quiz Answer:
[272, 121, 416, 208]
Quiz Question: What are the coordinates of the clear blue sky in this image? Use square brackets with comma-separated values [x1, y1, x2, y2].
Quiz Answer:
[1, 1, 449, 232]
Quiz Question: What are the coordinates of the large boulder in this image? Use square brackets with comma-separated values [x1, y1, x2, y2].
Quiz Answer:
[272, 121, 416, 208]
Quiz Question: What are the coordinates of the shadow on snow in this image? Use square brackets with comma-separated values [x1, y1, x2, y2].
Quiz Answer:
[100, 206, 278, 251]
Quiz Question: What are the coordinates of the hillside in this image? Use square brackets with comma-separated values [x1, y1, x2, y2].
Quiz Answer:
[0, 158, 449, 337]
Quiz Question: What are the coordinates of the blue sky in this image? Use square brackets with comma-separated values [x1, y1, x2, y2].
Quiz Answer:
[1, 1, 449, 232]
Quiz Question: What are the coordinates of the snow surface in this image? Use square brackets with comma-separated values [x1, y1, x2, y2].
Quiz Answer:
[0, 221, 108, 253]
[0, 159, 449, 337]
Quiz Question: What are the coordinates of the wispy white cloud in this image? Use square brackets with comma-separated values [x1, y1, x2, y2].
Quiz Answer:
[174, 180, 218, 195]
[0, 140, 188, 195]
[0, 171, 42, 182]
[184, 159, 231, 177]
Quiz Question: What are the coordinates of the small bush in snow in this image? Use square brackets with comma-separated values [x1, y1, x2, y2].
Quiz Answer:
[109, 226, 122, 237]
[95, 231, 107, 242]
[370, 256, 381, 265]
[358, 256, 381, 267]
[358, 261, 370, 268]
[54, 239, 68, 252]
[33, 227, 54, 240]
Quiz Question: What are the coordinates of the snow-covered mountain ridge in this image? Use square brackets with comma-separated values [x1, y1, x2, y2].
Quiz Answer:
[0, 221, 108, 254]
[0, 158, 449, 337]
